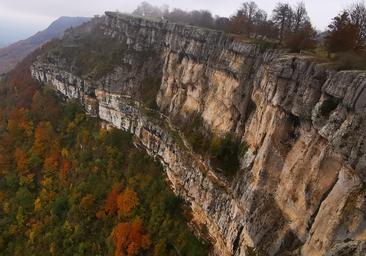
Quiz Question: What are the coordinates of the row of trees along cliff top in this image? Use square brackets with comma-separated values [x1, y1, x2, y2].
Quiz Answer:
[132, 1, 366, 69]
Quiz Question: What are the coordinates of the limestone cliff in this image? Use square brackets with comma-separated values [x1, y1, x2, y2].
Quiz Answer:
[31, 12, 366, 256]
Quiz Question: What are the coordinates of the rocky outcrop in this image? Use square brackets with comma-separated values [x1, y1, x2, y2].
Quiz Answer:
[31, 12, 366, 256]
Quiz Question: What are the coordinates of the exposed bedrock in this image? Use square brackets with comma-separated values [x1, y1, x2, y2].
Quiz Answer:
[31, 12, 366, 256]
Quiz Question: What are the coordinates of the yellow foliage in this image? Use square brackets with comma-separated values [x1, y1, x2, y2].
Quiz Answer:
[61, 148, 69, 158]
[117, 188, 139, 216]
[34, 198, 42, 211]
[3, 202, 10, 214]
[19, 174, 34, 186]
[7, 108, 33, 138]
[80, 194, 95, 210]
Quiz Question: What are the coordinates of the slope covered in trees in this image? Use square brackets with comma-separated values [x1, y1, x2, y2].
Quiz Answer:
[0, 43, 209, 256]
[0, 17, 90, 75]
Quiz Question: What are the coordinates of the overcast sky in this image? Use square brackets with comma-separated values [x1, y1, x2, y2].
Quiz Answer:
[0, 0, 359, 45]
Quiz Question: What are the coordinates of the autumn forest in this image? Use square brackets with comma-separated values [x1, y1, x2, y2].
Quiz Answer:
[0, 45, 209, 255]
[1, 1, 366, 256]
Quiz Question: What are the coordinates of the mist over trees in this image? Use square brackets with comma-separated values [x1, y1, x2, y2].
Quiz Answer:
[131, 1, 366, 60]
[131, 1, 318, 52]
[130, 0, 366, 69]
[132, 1, 215, 28]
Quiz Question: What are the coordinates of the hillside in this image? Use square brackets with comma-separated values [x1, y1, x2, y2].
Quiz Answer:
[0, 16, 90, 75]
[0, 42, 208, 255]
[31, 13, 366, 256]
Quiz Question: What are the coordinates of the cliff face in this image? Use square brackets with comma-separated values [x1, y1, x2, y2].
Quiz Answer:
[31, 12, 366, 256]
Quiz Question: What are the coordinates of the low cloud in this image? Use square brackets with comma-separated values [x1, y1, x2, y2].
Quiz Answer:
[0, 0, 356, 44]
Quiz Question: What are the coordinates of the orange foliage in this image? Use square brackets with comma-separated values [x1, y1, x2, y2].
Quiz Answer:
[113, 218, 150, 256]
[99, 187, 140, 218]
[104, 187, 119, 215]
[31, 91, 61, 124]
[14, 148, 29, 173]
[32, 122, 55, 157]
[7, 108, 33, 138]
[96, 210, 107, 219]
[117, 188, 139, 216]
[43, 152, 60, 172]
[4, 41, 60, 109]
[60, 159, 71, 178]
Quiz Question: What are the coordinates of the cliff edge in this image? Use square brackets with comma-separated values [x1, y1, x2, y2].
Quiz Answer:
[31, 12, 366, 256]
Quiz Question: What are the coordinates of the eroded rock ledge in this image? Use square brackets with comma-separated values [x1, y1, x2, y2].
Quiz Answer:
[31, 12, 366, 256]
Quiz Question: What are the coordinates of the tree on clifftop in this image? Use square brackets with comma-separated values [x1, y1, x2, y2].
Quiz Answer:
[282, 2, 317, 52]
[348, 2, 366, 48]
[325, 11, 360, 53]
[229, 1, 267, 36]
[272, 2, 294, 44]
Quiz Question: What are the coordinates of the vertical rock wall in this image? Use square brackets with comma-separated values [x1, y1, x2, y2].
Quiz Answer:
[31, 12, 366, 256]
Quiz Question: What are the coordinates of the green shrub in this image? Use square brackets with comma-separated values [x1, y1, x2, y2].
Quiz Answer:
[48, 26, 126, 79]
[255, 39, 278, 53]
[64, 99, 83, 120]
[209, 134, 247, 177]
[179, 114, 248, 177]
[140, 76, 161, 109]
[319, 98, 339, 116]
[180, 114, 211, 153]
[51, 194, 69, 218]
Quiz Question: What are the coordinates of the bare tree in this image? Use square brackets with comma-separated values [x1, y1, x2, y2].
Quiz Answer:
[230, 1, 268, 35]
[348, 2, 366, 48]
[272, 2, 294, 43]
[132, 2, 163, 17]
[165, 8, 190, 23]
[241, 1, 260, 33]
[190, 10, 214, 28]
[285, 20, 317, 52]
[293, 1, 309, 32]
[215, 16, 230, 31]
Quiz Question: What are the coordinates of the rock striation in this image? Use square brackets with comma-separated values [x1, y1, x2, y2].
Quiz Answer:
[31, 12, 366, 256]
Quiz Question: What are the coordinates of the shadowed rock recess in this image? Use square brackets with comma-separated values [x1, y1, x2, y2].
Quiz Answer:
[31, 12, 366, 256]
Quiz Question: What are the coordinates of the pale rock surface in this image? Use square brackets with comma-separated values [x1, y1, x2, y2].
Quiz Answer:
[31, 12, 366, 256]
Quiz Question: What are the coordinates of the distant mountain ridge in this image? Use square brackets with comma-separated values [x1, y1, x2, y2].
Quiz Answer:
[0, 16, 90, 74]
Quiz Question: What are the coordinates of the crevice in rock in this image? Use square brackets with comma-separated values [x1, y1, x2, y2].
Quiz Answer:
[233, 226, 244, 253]
[276, 229, 303, 254]
[288, 113, 301, 141]
[306, 173, 339, 233]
